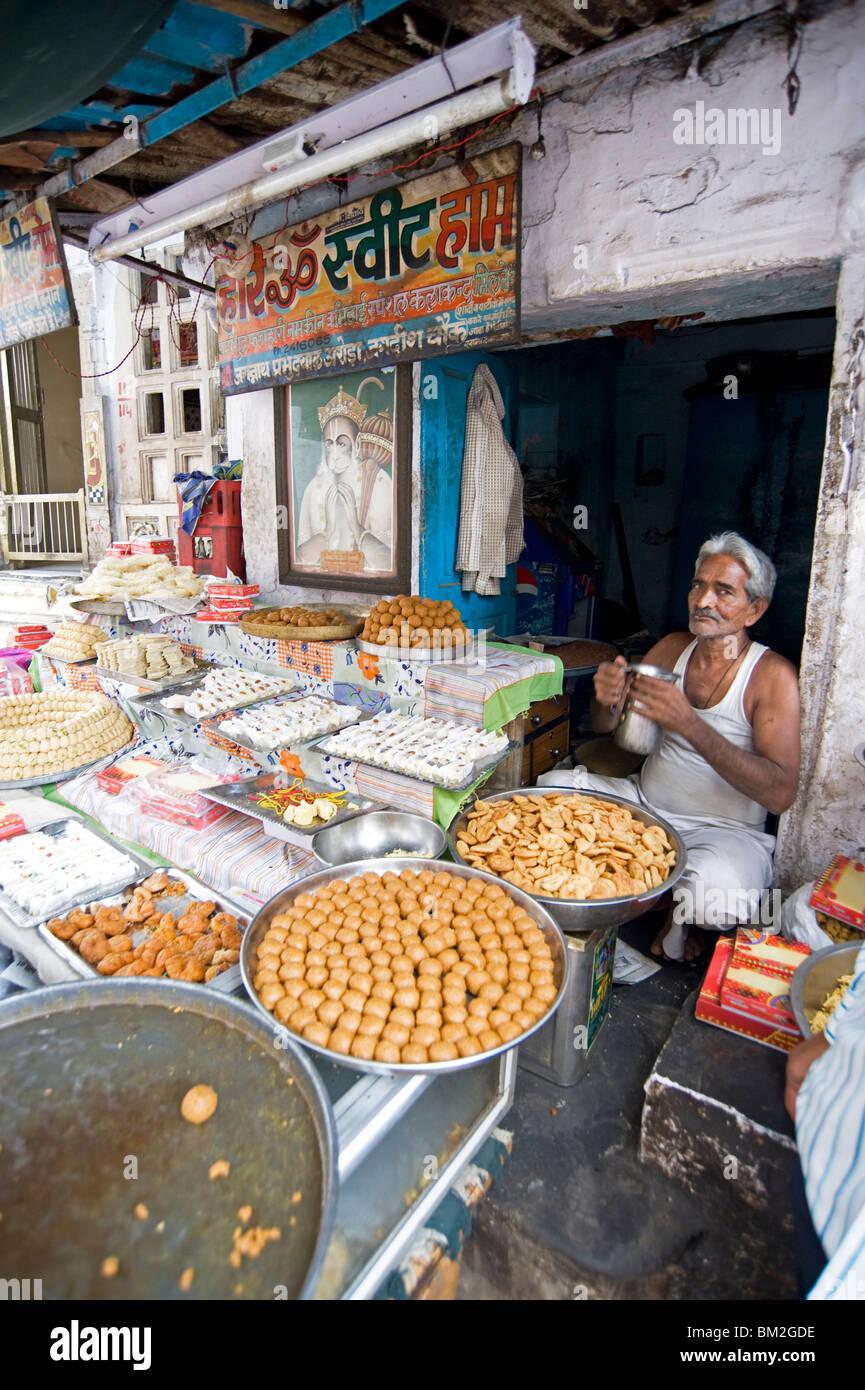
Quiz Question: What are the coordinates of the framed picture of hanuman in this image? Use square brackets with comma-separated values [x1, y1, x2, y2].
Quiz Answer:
[274, 363, 411, 593]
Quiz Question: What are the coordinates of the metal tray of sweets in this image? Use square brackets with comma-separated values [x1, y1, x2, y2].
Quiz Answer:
[0, 736, 138, 792]
[240, 857, 570, 1078]
[205, 695, 365, 759]
[0, 816, 155, 930]
[91, 658, 212, 694]
[310, 731, 518, 791]
[202, 770, 386, 845]
[130, 671, 301, 729]
[37, 865, 249, 994]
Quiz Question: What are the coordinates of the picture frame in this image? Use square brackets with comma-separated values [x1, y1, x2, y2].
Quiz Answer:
[275, 363, 411, 593]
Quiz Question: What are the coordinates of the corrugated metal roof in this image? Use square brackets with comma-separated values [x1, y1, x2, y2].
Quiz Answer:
[0, 0, 709, 208]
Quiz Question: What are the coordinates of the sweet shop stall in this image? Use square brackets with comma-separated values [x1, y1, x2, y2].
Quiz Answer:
[0, 540, 603, 1300]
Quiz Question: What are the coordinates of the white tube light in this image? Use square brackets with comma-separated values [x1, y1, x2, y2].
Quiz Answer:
[91, 74, 526, 264]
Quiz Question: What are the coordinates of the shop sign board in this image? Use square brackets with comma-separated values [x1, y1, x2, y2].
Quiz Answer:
[216, 144, 521, 392]
[0, 198, 77, 350]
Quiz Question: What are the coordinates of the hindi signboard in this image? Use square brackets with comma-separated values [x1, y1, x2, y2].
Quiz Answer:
[0, 198, 77, 350]
[216, 145, 520, 393]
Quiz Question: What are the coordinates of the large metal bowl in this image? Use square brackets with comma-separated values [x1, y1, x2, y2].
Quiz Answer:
[312, 810, 447, 865]
[0, 981, 338, 1300]
[790, 941, 862, 1038]
[448, 787, 687, 932]
[240, 857, 570, 1078]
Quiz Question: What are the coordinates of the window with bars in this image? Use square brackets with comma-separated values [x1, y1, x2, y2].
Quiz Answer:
[0, 341, 47, 494]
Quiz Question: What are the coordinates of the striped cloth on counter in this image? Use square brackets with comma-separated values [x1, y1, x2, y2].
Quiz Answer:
[54, 736, 316, 909]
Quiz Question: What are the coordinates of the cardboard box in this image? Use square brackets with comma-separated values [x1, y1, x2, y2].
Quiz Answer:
[810, 855, 865, 931]
[729, 929, 810, 982]
[695, 935, 803, 1053]
[207, 583, 259, 598]
[195, 608, 240, 623]
[96, 755, 168, 794]
[0, 802, 26, 841]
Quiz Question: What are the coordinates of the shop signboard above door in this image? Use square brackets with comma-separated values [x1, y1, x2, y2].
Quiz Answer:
[216, 144, 521, 393]
[0, 197, 77, 350]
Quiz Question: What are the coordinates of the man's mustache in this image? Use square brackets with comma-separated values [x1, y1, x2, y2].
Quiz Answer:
[690, 609, 719, 621]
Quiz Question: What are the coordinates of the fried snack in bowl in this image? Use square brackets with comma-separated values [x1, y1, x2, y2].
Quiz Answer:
[449, 788, 685, 929]
[241, 861, 567, 1074]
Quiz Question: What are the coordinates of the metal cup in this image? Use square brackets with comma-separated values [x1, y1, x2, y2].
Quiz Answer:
[614, 663, 680, 756]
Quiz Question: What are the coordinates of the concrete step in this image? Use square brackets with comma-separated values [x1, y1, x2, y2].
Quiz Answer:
[640, 986, 798, 1223]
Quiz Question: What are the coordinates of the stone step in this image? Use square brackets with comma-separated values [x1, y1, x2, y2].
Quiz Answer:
[640, 985, 798, 1222]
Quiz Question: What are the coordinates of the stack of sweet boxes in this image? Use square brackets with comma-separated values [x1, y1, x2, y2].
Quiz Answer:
[197, 582, 259, 624]
[696, 929, 810, 1053]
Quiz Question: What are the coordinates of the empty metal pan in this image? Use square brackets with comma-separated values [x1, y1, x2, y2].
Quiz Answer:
[312, 810, 447, 865]
[0, 981, 337, 1299]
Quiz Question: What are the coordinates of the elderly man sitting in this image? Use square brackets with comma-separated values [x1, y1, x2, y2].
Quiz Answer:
[538, 532, 801, 961]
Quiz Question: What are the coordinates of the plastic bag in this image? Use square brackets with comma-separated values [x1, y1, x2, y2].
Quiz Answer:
[780, 882, 835, 950]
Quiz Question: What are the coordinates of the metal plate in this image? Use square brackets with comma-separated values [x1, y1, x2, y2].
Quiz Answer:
[0, 981, 337, 1300]
[448, 787, 687, 932]
[240, 857, 569, 1078]
[131, 672, 301, 729]
[789, 942, 861, 1038]
[311, 733, 517, 791]
[207, 697, 365, 759]
[202, 771, 385, 845]
[68, 598, 128, 616]
[0, 737, 138, 791]
[42, 653, 97, 669]
[37, 867, 249, 994]
[0, 818, 155, 929]
[355, 636, 475, 665]
[92, 660, 212, 694]
[855, 742, 865, 770]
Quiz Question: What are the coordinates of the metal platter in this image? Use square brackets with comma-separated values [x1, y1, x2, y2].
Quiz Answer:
[202, 770, 385, 845]
[355, 636, 475, 665]
[310, 733, 518, 792]
[447, 786, 687, 932]
[41, 652, 97, 669]
[206, 697, 365, 760]
[91, 659, 212, 694]
[130, 672, 301, 730]
[37, 866, 249, 994]
[0, 980, 337, 1299]
[790, 942, 862, 1038]
[0, 736, 138, 792]
[0, 817, 155, 929]
[68, 597, 128, 617]
[240, 857, 570, 1078]
[854, 742, 865, 770]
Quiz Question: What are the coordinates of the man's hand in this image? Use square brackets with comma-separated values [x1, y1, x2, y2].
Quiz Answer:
[591, 657, 629, 734]
[594, 656, 628, 708]
[785, 1033, 831, 1120]
[629, 671, 697, 738]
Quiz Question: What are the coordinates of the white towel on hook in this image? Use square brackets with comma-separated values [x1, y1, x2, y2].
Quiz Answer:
[455, 365, 524, 595]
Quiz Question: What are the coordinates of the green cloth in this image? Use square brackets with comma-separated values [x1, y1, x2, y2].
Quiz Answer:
[482, 643, 563, 732]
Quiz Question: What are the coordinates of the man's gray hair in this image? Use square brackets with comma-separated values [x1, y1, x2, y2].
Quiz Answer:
[695, 532, 777, 604]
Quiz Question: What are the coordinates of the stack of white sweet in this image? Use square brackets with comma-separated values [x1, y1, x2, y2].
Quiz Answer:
[95, 634, 196, 682]
[319, 711, 509, 786]
[0, 823, 138, 917]
[162, 668, 296, 719]
[74, 555, 205, 603]
[219, 697, 362, 750]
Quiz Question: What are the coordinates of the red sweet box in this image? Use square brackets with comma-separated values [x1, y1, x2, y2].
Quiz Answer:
[810, 855, 865, 931]
[695, 934, 805, 1053]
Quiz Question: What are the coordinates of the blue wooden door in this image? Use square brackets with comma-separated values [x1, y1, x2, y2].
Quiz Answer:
[419, 351, 518, 636]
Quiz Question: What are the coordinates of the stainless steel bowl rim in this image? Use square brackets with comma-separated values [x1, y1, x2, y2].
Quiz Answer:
[447, 786, 687, 912]
[790, 941, 862, 1039]
[0, 979, 339, 1300]
[240, 857, 571, 1077]
[311, 810, 447, 865]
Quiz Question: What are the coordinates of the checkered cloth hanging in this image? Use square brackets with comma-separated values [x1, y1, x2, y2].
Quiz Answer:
[455, 365, 524, 596]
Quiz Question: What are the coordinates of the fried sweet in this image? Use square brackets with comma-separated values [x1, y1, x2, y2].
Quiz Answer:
[181, 1084, 218, 1124]
[78, 928, 110, 963]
